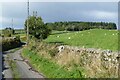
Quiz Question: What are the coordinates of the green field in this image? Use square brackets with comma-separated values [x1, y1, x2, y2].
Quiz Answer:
[45, 29, 118, 51]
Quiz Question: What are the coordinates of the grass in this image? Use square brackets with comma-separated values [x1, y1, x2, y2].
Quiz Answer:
[14, 34, 26, 42]
[22, 48, 85, 78]
[15, 29, 25, 34]
[12, 33, 25, 37]
[21, 29, 119, 78]
[9, 60, 20, 79]
[45, 29, 118, 51]
[7, 55, 20, 79]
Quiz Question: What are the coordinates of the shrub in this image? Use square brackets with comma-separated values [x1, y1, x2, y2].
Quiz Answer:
[15, 35, 20, 41]
[2, 37, 21, 51]
[20, 36, 27, 42]
[4, 33, 11, 37]
[48, 48, 58, 57]
[3, 27, 15, 37]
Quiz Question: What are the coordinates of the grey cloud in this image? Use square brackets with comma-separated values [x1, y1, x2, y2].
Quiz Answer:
[1, 2, 118, 29]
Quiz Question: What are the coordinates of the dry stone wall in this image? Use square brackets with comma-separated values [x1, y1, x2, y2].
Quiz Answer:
[56, 45, 118, 78]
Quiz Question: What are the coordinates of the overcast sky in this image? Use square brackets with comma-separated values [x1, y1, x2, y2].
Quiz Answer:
[0, 2, 118, 29]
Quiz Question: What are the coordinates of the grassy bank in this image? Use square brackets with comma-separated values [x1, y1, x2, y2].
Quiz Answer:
[6, 54, 20, 79]
[22, 48, 85, 78]
[9, 60, 20, 79]
[45, 29, 118, 51]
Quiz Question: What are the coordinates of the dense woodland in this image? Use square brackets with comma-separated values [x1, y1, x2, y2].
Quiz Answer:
[46, 21, 117, 31]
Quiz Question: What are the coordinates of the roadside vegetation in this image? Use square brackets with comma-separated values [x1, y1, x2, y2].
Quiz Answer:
[8, 59, 20, 79]
[0, 27, 25, 51]
[2, 37, 21, 51]
[4, 52, 21, 79]
[22, 36, 118, 78]
[22, 42, 85, 78]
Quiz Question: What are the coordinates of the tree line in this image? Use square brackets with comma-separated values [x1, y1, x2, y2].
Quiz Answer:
[46, 21, 117, 31]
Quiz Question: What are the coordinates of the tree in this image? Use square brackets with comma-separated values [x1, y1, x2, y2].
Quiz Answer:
[24, 15, 51, 39]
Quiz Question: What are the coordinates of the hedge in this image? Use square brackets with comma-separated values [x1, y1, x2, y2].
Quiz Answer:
[1, 37, 21, 51]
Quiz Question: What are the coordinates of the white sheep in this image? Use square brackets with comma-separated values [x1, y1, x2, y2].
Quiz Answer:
[68, 37, 71, 39]
[57, 36, 60, 38]
[104, 33, 106, 35]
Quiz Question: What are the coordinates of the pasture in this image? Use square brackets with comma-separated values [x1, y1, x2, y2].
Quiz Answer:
[45, 29, 118, 51]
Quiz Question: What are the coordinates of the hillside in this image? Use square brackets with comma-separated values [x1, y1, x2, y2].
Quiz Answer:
[45, 29, 118, 51]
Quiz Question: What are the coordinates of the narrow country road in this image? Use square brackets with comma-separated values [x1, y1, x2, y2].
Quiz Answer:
[2, 48, 44, 79]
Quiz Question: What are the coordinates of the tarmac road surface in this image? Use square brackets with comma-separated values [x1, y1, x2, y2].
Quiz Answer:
[3, 48, 44, 79]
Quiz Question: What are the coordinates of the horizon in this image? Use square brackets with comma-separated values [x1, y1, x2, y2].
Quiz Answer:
[0, 2, 118, 29]
[0, 21, 118, 30]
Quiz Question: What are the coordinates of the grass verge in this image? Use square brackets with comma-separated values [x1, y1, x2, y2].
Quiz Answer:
[22, 48, 85, 78]
[9, 60, 20, 79]
[8, 59, 20, 79]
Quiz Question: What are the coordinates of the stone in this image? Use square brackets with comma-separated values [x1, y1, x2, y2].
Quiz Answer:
[104, 58, 109, 61]
[106, 52, 112, 57]
[77, 49, 80, 52]
[58, 45, 65, 52]
[108, 58, 111, 61]
[72, 49, 74, 51]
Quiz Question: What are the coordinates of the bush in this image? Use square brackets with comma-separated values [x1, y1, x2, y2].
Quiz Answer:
[48, 48, 58, 57]
[1, 34, 4, 37]
[3, 27, 15, 37]
[4, 33, 11, 37]
[22, 48, 85, 78]
[2, 37, 21, 51]
[20, 36, 27, 42]
[15, 35, 20, 41]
